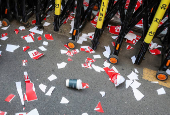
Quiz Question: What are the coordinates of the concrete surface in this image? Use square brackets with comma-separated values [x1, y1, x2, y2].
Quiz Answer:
[0, 11, 170, 115]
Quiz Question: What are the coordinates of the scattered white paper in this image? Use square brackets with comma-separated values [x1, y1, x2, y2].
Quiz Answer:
[38, 46, 47, 51]
[132, 88, 144, 101]
[27, 108, 39, 115]
[25, 36, 34, 43]
[16, 82, 24, 105]
[111, 36, 118, 39]
[43, 22, 50, 26]
[125, 33, 136, 41]
[0, 51, 2, 56]
[57, 62, 67, 69]
[166, 69, 170, 75]
[43, 41, 48, 46]
[103, 46, 111, 58]
[0, 36, 8, 41]
[134, 68, 139, 73]
[115, 75, 125, 87]
[69, 19, 74, 33]
[87, 32, 94, 36]
[6, 44, 20, 52]
[77, 36, 87, 44]
[131, 56, 136, 64]
[60, 49, 68, 54]
[127, 71, 139, 80]
[157, 87, 166, 95]
[92, 64, 104, 72]
[103, 60, 111, 67]
[82, 113, 88, 115]
[100, 91, 105, 97]
[151, 81, 158, 83]
[60, 97, 69, 104]
[126, 80, 133, 89]
[130, 80, 141, 89]
[29, 26, 43, 35]
[45, 86, 55, 96]
[15, 113, 26, 115]
[93, 55, 101, 59]
[1, 25, 10, 30]
[111, 66, 119, 73]
[48, 74, 57, 81]
[19, 26, 25, 30]
[39, 84, 47, 93]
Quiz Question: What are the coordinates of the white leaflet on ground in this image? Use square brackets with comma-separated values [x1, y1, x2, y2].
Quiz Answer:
[60, 49, 68, 54]
[166, 69, 170, 75]
[103, 51, 110, 58]
[151, 81, 158, 83]
[131, 56, 136, 64]
[60, 97, 69, 104]
[38, 46, 47, 51]
[48, 74, 57, 81]
[132, 88, 144, 101]
[130, 80, 141, 89]
[82, 113, 88, 115]
[15, 113, 26, 115]
[25, 36, 34, 43]
[6, 44, 20, 52]
[0, 51, 2, 56]
[111, 36, 118, 39]
[77, 38, 85, 44]
[126, 80, 133, 89]
[15, 82, 24, 105]
[92, 64, 104, 72]
[99, 91, 105, 97]
[43, 41, 48, 46]
[127, 71, 139, 80]
[69, 19, 74, 33]
[57, 62, 67, 69]
[103, 60, 111, 67]
[43, 22, 50, 26]
[81, 46, 89, 49]
[19, 26, 25, 30]
[104, 46, 111, 54]
[27, 108, 39, 115]
[1, 25, 10, 30]
[125, 33, 136, 41]
[29, 26, 43, 35]
[0, 36, 8, 40]
[93, 55, 101, 59]
[45, 86, 55, 96]
[39, 84, 47, 93]
[134, 68, 139, 73]
[157, 87, 166, 95]
[81, 33, 88, 38]
[87, 32, 94, 36]
[115, 75, 125, 87]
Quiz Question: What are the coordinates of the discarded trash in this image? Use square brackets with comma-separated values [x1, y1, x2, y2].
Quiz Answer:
[27, 108, 39, 115]
[29, 26, 43, 35]
[109, 26, 121, 35]
[126, 45, 134, 50]
[19, 26, 25, 31]
[93, 55, 101, 59]
[15, 113, 26, 115]
[166, 69, 170, 75]
[23, 46, 30, 52]
[22, 60, 28, 66]
[103, 46, 111, 58]
[32, 20, 36, 25]
[68, 57, 73, 61]
[130, 80, 141, 89]
[48, 74, 57, 81]
[80, 46, 95, 53]
[157, 87, 166, 95]
[127, 71, 139, 80]
[45, 86, 55, 96]
[14, 29, 19, 34]
[132, 88, 144, 101]
[39, 84, 47, 93]
[66, 79, 83, 90]
[100, 91, 105, 97]
[1, 25, 10, 30]
[6, 44, 20, 52]
[43, 22, 50, 26]
[125, 80, 133, 89]
[0, 36, 8, 41]
[82, 113, 88, 115]
[44, 34, 54, 41]
[57, 62, 67, 69]
[92, 64, 104, 72]
[28, 50, 44, 59]
[60, 97, 69, 104]
[16, 82, 24, 105]
[0, 51, 2, 56]
[37, 36, 42, 41]
[134, 68, 139, 73]
[149, 49, 161, 55]
[0, 111, 7, 115]
[131, 56, 136, 64]
[5, 94, 15, 102]
[94, 101, 104, 113]
[103, 60, 111, 67]
[1, 33, 7, 37]
[38, 46, 47, 51]
[43, 41, 48, 46]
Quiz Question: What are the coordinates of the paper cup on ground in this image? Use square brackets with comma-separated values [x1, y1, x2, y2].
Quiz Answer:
[66, 79, 82, 90]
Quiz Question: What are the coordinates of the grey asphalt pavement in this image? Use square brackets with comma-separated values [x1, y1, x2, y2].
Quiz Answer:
[0, 12, 170, 115]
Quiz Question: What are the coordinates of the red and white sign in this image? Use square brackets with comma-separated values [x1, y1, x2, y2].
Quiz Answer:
[109, 26, 121, 35]
[23, 46, 30, 52]
[22, 60, 28, 66]
[112, 42, 115, 46]
[66, 50, 73, 57]
[80, 46, 95, 53]
[149, 49, 161, 55]
[5, 94, 15, 102]
[91, 12, 99, 27]
[64, 44, 70, 50]
[0, 111, 7, 115]
[26, 82, 38, 101]
[126, 45, 134, 50]
[94, 102, 104, 113]
[28, 50, 44, 59]
[1, 33, 7, 37]
[82, 83, 89, 89]
[83, 0, 89, 7]
[14, 29, 19, 34]
[86, 57, 96, 63]
[44, 34, 54, 41]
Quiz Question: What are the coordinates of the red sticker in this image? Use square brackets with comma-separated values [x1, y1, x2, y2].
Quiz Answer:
[44, 34, 54, 41]
[37, 36, 42, 41]
[94, 102, 104, 113]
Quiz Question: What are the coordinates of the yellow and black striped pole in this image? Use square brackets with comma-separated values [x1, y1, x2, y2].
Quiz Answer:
[135, 0, 170, 64]
[54, 0, 62, 31]
[92, 0, 109, 50]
